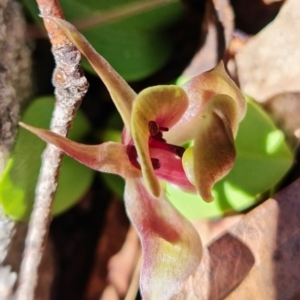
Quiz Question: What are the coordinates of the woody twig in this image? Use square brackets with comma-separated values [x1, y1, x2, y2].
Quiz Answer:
[15, 1, 89, 299]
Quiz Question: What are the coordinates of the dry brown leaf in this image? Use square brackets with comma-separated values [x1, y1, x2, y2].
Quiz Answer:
[264, 92, 300, 145]
[107, 226, 140, 297]
[100, 285, 119, 300]
[212, 0, 234, 48]
[172, 234, 254, 300]
[85, 199, 129, 300]
[226, 179, 300, 300]
[236, 0, 300, 102]
[192, 215, 242, 246]
[182, 0, 234, 79]
[182, 20, 218, 79]
[173, 178, 300, 300]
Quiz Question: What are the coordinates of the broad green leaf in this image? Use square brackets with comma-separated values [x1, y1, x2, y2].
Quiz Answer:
[167, 97, 293, 220]
[22, 0, 184, 81]
[0, 97, 94, 220]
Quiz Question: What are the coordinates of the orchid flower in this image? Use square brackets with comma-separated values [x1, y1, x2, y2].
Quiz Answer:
[20, 17, 246, 300]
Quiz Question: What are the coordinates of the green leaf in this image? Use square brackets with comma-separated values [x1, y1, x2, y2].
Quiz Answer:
[52, 155, 94, 215]
[22, 0, 185, 81]
[166, 97, 293, 220]
[0, 97, 94, 220]
[100, 173, 125, 199]
[99, 111, 124, 198]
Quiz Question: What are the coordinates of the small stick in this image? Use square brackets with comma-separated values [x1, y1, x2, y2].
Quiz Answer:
[15, 1, 89, 299]
[124, 252, 142, 300]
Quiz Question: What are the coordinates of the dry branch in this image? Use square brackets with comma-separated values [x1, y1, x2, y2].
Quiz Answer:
[15, 0, 89, 299]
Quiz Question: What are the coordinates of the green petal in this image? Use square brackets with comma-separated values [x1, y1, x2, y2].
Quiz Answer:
[183, 95, 238, 202]
[131, 85, 189, 197]
[49, 17, 136, 133]
[165, 61, 246, 145]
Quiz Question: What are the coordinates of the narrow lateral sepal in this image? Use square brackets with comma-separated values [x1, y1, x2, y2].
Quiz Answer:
[19, 122, 138, 178]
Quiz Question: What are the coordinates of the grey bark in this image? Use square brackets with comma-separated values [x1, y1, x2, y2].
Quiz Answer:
[0, 1, 32, 299]
[0, 0, 31, 170]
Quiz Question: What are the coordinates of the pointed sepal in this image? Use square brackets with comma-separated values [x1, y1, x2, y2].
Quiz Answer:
[48, 16, 136, 132]
[125, 178, 202, 300]
[19, 122, 138, 179]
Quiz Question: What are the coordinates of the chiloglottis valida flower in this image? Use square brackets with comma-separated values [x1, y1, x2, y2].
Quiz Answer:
[20, 17, 246, 300]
